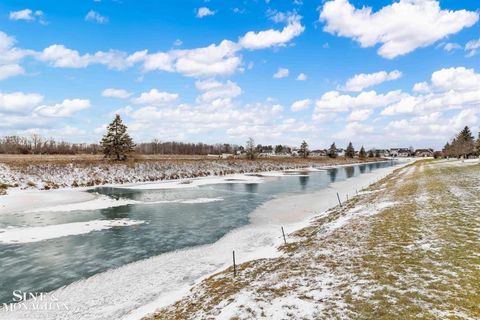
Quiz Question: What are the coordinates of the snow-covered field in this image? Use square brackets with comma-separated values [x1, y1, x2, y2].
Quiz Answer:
[149, 159, 480, 319]
[0, 160, 408, 320]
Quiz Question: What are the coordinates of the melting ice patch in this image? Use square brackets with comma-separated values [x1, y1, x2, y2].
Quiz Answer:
[0, 219, 145, 244]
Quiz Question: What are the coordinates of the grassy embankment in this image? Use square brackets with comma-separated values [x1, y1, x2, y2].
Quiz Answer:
[149, 159, 480, 319]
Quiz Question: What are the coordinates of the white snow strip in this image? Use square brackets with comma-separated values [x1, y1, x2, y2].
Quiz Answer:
[25, 195, 140, 213]
[122, 174, 264, 190]
[0, 219, 144, 244]
[0, 189, 96, 215]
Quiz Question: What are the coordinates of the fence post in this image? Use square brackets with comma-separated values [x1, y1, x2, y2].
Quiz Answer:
[281, 226, 287, 244]
[232, 250, 236, 277]
[337, 192, 342, 207]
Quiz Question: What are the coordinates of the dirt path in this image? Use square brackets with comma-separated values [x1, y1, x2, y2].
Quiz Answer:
[147, 160, 480, 319]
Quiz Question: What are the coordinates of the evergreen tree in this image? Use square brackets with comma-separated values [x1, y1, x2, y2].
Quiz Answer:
[274, 144, 283, 154]
[368, 149, 374, 158]
[328, 142, 337, 158]
[101, 114, 135, 160]
[375, 149, 381, 157]
[299, 140, 309, 158]
[456, 126, 475, 158]
[345, 142, 355, 158]
[245, 137, 257, 160]
[359, 146, 366, 159]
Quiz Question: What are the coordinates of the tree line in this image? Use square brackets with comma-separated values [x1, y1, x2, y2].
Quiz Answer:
[442, 126, 480, 158]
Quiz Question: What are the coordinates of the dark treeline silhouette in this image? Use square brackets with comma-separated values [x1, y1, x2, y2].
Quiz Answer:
[0, 135, 240, 155]
[0, 135, 101, 155]
[135, 140, 241, 155]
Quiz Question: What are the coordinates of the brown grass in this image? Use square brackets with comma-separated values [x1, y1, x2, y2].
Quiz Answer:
[0, 154, 385, 167]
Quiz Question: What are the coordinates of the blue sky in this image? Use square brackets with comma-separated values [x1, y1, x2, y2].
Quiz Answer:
[0, 0, 479, 149]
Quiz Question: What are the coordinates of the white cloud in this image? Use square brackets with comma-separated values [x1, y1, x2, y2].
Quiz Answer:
[102, 88, 132, 99]
[138, 40, 241, 77]
[85, 10, 109, 24]
[320, 0, 479, 58]
[347, 109, 372, 121]
[132, 89, 179, 106]
[195, 79, 242, 104]
[384, 109, 478, 142]
[197, 7, 215, 18]
[442, 42, 462, 52]
[0, 92, 43, 113]
[0, 32, 30, 66]
[291, 99, 311, 112]
[9, 9, 34, 21]
[36, 45, 132, 70]
[239, 14, 305, 49]
[333, 121, 374, 140]
[35, 99, 91, 117]
[340, 70, 402, 92]
[465, 38, 480, 57]
[273, 67, 289, 78]
[0, 64, 25, 80]
[383, 67, 480, 116]
[429, 67, 480, 92]
[315, 90, 404, 113]
[296, 73, 307, 81]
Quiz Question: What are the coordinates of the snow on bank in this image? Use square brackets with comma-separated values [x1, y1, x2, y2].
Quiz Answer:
[0, 219, 145, 244]
[25, 195, 140, 213]
[0, 189, 96, 215]
[0, 160, 410, 320]
[123, 174, 264, 190]
[0, 160, 308, 191]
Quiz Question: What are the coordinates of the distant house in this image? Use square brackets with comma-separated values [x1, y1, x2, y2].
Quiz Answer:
[390, 148, 411, 157]
[337, 148, 346, 157]
[415, 148, 434, 157]
[310, 149, 327, 157]
[373, 149, 389, 157]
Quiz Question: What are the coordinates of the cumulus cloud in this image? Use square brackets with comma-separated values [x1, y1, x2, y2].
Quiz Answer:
[0, 91, 43, 113]
[320, 0, 479, 58]
[196, 7, 215, 18]
[1, 13, 304, 79]
[137, 40, 241, 77]
[0, 64, 25, 80]
[85, 10, 108, 24]
[132, 89, 179, 106]
[36, 45, 133, 70]
[102, 88, 132, 99]
[35, 99, 91, 117]
[296, 73, 307, 81]
[195, 79, 242, 105]
[291, 99, 311, 112]
[315, 90, 405, 113]
[465, 38, 480, 57]
[383, 67, 480, 116]
[347, 109, 372, 122]
[441, 42, 462, 52]
[340, 70, 402, 92]
[273, 67, 289, 78]
[9, 9, 45, 23]
[239, 14, 305, 49]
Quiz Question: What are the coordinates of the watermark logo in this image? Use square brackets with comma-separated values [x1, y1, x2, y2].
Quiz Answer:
[1, 290, 69, 313]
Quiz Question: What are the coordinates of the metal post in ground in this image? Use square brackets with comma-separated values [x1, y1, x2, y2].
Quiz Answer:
[281, 226, 287, 244]
[232, 250, 236, 277]
[337, 192, 342, 207]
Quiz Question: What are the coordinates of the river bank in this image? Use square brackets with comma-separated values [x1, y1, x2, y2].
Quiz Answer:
[0, 160, 408, 320]
[148, 159, 479, 319]
[0, 156, 386, 193]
